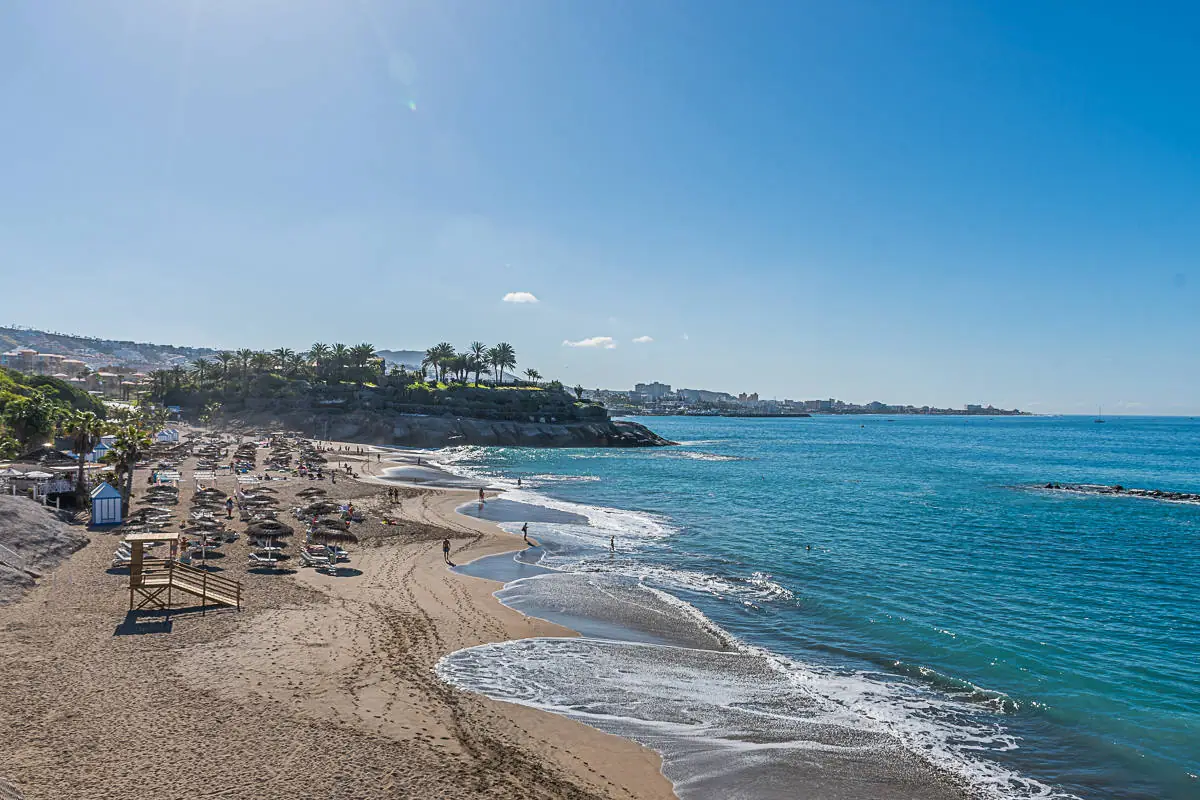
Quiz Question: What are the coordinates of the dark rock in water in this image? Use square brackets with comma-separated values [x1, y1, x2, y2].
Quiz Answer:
[0, 495, 88, 605]
[1039, 482, 1200, 506]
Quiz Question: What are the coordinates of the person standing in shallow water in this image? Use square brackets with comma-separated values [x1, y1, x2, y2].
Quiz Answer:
[522, 523, 529, 544]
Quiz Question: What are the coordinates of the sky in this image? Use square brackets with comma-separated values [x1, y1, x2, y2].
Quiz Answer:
[1, 1, 1198, 414]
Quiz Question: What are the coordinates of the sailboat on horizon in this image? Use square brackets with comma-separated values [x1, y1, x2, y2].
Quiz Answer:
[1095, 406, 1106, 423]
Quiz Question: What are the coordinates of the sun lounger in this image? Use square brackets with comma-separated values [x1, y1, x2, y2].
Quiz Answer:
[299, 551, 331, 568]
[247, 553, 280, 567]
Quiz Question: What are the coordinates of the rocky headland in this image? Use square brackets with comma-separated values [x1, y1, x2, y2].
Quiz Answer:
[224, 409, 674, 449]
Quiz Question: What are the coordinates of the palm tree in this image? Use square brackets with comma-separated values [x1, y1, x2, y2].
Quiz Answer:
[488, 342, 516, 385]
[147, 370, 169, 401]
[168, 365, 187, 389]
[107, 423, 152, 515]
[350, 343, 376, 368]
[272, 347, 294, 372]
[214, 352, 236, 388]
[422, 343, 455, 383]
[285, 352, 307, 378]
[250, 351, 273, 374]
[308, 342, 331, 370]
[348, 343, 376, 384]
[330, 343, 349, 382]
[235, 348, 254, 375]
[524, 368, 541, 386]
[235, 348, 255, 394]
[63, 410, 107, 501]
[465, 355, 485, 387]
[450, 354, 473, 383]
[468, 342, 488, 386]
[191, 358, 212, 387]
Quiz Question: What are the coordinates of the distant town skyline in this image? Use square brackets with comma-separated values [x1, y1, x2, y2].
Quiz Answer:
[2, 3, 1199, 413]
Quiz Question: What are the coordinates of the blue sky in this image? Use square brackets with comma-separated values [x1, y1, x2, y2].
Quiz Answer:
[1, 1, 1198, 413]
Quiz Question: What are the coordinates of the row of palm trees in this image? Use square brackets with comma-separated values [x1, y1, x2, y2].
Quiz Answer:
[142, 340, 562, 410]
[61, 406, 162, 513]
[423, 342, 529, 387]
[150, 343, 384, 399]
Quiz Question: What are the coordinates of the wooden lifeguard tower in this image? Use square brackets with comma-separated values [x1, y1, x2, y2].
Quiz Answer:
[125, 532, 242, 612]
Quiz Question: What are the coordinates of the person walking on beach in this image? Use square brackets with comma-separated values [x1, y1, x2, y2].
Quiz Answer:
[442, 538, 452, 564]
[522, 523, 529, 544]
[225, 497, 234, 519]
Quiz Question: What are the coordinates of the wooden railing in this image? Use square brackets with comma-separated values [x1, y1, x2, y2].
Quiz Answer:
[169, 560, 242, 609]
[135, 557, 242, 610]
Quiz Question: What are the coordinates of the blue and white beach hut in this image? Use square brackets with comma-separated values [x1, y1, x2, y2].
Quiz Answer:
[90, 481, 122, 526]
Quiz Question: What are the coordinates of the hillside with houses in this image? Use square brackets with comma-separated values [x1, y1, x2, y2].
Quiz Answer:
[0, 326, 218, 373]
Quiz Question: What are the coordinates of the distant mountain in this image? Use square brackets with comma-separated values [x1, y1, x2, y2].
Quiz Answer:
[0, 326, 218, 371]
[375, 349, 426, 369]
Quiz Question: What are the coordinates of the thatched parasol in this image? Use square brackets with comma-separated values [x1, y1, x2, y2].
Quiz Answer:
[310, 528, 359, 544]
[246, 520, 294, 538]
[302, 501, 339, 516]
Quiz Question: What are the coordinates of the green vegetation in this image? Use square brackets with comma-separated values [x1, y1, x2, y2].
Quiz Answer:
[0, 367, 108, 457]
[141, 341, 607, 424]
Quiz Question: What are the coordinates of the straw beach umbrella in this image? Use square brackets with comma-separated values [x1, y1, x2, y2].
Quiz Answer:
[247, 520, 294, 561]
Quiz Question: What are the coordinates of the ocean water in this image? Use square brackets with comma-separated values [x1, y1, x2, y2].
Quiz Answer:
[432, 416, 1200, 799]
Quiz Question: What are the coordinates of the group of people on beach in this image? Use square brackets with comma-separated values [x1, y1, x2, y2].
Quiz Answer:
[386, 487, 401, 502]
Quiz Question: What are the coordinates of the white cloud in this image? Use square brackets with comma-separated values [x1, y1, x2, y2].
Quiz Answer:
[563, 336, 616, 349]
[632, 335, 653, 344]
[681, 333, 690, 341]
[502, 291, 539, 304]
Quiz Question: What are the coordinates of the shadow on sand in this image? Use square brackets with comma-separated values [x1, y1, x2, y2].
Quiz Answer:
[113, 604, 238, 636]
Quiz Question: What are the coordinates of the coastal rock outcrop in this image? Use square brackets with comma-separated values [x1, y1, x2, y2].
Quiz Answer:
[224, 410, 674, 449]
[0, 495, 89, 605]
[1038, 483, 1200, 505]
[391, 416, 673, 448]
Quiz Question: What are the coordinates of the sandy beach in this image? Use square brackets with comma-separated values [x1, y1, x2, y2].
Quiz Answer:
[0, 434, 674, 800]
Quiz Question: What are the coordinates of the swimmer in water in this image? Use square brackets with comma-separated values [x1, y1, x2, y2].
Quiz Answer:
[610, 535, 615, 551]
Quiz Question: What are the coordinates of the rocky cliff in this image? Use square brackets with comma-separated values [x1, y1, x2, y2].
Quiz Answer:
[0, 495, 89, 605]
[224, 410, 674, 449]
[391, 416, 673, 448]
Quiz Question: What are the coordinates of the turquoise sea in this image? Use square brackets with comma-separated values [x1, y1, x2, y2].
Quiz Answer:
[433, 416, 1200, 799]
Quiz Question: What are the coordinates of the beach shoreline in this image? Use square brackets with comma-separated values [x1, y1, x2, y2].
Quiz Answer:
[0, 432, 675, 800]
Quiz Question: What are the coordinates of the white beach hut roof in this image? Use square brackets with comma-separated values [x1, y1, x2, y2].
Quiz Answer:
[90, 481, 121, 500]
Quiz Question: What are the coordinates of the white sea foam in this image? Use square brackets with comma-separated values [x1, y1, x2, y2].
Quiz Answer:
[653, 450, 746, 462]
[533, 552, 796, 606]
[436, 446, 1077, 798]
[439, 609, 1078, 800]
[527, 473, 602, 483]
